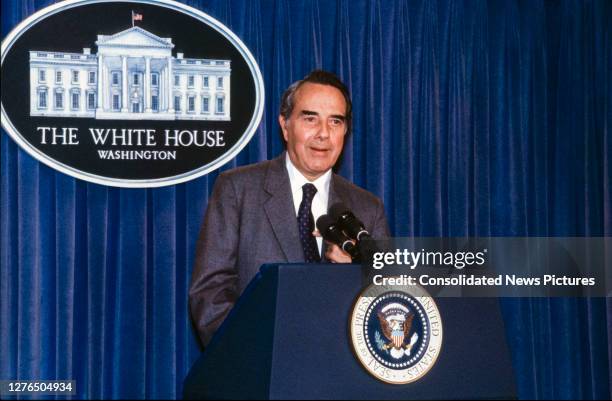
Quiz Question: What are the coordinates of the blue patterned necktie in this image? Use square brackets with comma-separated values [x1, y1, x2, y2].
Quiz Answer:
[297, 183, 321, 263]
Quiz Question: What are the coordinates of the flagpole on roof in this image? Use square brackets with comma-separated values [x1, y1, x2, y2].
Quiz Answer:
[131, 11, 142, 27]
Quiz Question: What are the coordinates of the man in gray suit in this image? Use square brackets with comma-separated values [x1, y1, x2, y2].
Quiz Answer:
[189, 70, 390, 346]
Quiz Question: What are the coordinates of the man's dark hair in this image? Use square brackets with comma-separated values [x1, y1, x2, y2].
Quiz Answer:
[279, 70, 352, 134]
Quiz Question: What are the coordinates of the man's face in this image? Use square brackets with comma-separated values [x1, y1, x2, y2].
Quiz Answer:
[279, 82, 348, 181]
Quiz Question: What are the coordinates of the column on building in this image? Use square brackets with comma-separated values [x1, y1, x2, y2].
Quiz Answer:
[167, 56, 174, 113]
[103, 61, 109, 110]
[121, 55, 128, 112]
[144, 56, 151, 113]
[97, 54, 104, 111]
[160, 65, 165, 112]
[165, 66, 169, 112]
[100, 58, 106, 110]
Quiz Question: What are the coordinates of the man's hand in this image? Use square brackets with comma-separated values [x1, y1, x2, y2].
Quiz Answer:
[313, 230, 353, 263]
[325, 243, 353, 263]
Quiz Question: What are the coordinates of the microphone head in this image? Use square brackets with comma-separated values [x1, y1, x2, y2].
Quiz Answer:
[329, 202, 350, 220]
[316, 214, 360, 259]
[316, 214, 337, 234]
[328, 202, 370, 241]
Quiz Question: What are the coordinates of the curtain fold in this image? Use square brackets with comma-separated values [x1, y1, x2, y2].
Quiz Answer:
[1, 0, 610, 398]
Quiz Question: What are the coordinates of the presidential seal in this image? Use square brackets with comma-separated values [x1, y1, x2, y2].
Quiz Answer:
[349, 283, 443, 384]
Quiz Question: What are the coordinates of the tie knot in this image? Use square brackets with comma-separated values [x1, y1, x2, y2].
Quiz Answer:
[302, 183, 317, 202]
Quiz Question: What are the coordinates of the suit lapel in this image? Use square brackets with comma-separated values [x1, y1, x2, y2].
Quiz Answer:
[329, 174, 349, 210]
[263, 154, 304, 262]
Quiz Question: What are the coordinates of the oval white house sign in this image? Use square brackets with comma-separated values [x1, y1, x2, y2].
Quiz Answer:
[1, 0, 264, 187]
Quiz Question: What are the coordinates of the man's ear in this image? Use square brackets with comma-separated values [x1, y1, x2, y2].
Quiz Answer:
[278, 115, 289, 142]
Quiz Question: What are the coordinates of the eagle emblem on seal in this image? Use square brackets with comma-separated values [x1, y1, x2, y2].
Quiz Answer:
[377, 303, 419, 359]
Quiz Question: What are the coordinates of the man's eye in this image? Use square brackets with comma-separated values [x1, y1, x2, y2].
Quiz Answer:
[304, 116, 317, 123]
[330, 118, 344, 127]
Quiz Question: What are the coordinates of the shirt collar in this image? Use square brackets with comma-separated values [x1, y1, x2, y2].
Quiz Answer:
[285, 152, 332, 202]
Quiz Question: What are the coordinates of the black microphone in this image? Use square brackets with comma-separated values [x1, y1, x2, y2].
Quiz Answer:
[329, 202, 371, 241]
[316, 214, 360, 259]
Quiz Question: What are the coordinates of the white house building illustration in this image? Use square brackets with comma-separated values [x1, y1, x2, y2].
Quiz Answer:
[29, 26, 231, 120]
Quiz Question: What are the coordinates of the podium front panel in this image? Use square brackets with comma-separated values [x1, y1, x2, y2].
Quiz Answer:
[184, 264, 516, 400]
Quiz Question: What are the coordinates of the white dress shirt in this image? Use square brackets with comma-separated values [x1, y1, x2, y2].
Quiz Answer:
[285, 153, 331, 255]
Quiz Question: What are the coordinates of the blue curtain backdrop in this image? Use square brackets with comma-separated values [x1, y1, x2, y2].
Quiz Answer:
[1, 0, 610, 399]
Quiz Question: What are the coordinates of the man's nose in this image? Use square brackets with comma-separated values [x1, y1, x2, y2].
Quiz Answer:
[317, 122, 331, 139]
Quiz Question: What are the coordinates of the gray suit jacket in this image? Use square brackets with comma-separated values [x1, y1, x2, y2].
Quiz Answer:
[189, 153, 390, 346]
